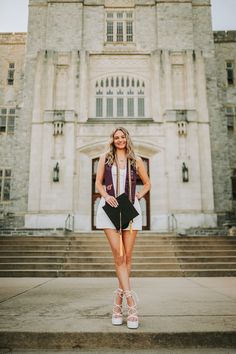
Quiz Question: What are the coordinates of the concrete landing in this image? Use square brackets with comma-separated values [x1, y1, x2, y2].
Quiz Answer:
[0, 277, 236, 350]
[5, 349, 236, 354]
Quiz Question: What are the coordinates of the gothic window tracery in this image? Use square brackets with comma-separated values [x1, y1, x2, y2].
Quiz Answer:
[95, 76, 145, 119]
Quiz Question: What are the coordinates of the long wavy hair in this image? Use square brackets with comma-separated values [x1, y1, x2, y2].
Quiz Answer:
[106, 127, 137, 167]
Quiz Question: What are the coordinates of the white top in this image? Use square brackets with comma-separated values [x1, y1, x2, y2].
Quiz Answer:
[96, 165, 142, 230]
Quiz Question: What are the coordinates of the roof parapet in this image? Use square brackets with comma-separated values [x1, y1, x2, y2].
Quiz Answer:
[214, 31, 236, 43]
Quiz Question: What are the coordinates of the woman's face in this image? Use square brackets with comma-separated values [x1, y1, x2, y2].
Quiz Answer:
[113, 130, 127, 150]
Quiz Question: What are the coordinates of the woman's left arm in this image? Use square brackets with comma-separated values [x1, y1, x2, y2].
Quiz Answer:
[135, 157, 151, 200]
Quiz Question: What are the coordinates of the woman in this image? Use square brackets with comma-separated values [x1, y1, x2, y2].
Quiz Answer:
[95, 127, 151, 329]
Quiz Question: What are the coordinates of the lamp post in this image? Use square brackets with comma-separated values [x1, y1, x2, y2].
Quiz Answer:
[53, 162, 59, 182]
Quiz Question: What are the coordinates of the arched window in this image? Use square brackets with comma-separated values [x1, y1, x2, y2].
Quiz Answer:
[95, 76, 146, 119]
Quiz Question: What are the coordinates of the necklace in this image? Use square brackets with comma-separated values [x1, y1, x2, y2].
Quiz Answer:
[115, 154, 126, 162]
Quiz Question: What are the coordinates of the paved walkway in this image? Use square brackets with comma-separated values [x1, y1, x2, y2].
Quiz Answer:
[6, 349, 236, 354]
[0, 277, 236, 351]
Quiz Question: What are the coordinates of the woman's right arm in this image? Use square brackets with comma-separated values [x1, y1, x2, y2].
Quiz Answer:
[95, 154, 118, 208]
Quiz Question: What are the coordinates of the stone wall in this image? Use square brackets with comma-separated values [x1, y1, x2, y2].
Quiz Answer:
[0, 33, 27, 227]
[214, 31, 236, 215]
[192, 1, 233, 220]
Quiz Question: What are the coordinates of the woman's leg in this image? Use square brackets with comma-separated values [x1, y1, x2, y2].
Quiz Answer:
[116, 230, 138, 301]
[122, 230, 138, 277]
[122, 230, 138, 314]
[104, 228, 130, 291]
[104, 228, 139, 325]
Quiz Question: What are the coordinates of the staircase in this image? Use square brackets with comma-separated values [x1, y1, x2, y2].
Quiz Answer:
[0, 232, 236, 276]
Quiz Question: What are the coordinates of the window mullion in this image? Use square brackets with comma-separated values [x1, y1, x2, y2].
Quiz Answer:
[124, 96, 127, 117]
[234, 107, 236, 132]
[102, 96, 105, 118]
[114, 96, 116, 118]
[133, 95, 137, 118]
[115, 20, 117, 42]
[0, 170, 2, 201]
[124, 21, 126, 42]
[6, 111, 8, 134]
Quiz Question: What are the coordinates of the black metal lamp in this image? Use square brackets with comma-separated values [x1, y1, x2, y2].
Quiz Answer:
[182, 162, 189, 183]
[53, 162, 60, 182]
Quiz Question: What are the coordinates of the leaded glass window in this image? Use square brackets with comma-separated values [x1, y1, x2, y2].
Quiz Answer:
[0, 108, 16, 134]
[106, 11, 134, 43]
[0, 169, 11, 201]
[7, 63, 15, 85]
[95, 76, 146, 119]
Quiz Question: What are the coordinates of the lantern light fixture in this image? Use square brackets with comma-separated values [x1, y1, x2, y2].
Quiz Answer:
[53, 162, 60, 182]
[182, 162, 189, 183]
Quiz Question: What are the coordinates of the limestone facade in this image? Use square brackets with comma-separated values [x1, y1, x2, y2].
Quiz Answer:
[0, 0, 235, 232]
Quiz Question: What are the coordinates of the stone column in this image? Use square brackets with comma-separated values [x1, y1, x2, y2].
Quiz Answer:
[32, 51, 44, 123]
[185, 50, 195, 109]
[162, 50, 173, 110]
[27, 52, 45, 213]
[195, 50, 209, 122]
[68, 51, 78, 215]
[67, 51, 77, 110]
[79, 49, 88, 122]
[151, 50, 162, 121]
[45, 50, 55, 111]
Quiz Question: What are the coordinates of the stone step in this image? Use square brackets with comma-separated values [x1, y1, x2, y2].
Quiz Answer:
[0, 236, 234, 241]
[0, 269, 236, 277]
[1, 245, 235, 251]
[1, 250, 236, 256]
[0, 250, 236, 258]
[1, 331, 235, 350]
[0, 237, 234, 243]
[2, 255, 236, 263]
[0, 262, 236, 271]
[0, 233, 176, 239]
[0, 240, 234, 247]
[0, 235, 236, 277]
[0, 235, 231, 241]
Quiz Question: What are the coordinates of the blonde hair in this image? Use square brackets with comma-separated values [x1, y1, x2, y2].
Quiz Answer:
[106, 126, 137, 167]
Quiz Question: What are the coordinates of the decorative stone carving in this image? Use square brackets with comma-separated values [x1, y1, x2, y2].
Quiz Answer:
[53, 110, 65, 135]
[177, 121, 187, 136]
[53, 121, 64, 135]
[176, 110, 188, 136]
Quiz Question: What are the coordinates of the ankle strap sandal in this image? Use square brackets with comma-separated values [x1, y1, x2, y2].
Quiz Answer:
[124, 289, 139, 329]
[112, 288, 124, 326]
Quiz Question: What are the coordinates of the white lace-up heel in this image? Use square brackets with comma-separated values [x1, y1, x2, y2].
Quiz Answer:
[112, 288, 124, 325]
[124, 289, 139, 329]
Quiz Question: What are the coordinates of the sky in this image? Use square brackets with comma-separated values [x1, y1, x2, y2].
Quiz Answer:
[0, 0, 235, 33]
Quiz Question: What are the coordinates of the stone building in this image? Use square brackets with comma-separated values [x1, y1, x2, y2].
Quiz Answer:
[0, 32, 29, 228]
[214, 31, 236, 220]
[0, 0, 235, 232]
